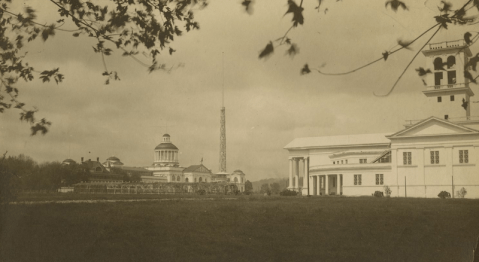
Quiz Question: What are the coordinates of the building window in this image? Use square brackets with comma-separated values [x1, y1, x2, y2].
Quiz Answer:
[333, 161, 335, 165]
[359, 159, 367, 164]
[450, 95, 455, 101]
[177, 176, 180, 182]
[341, 160, 343, 164]
[459, 150, 469, 163]
[376, 174, 384, 185]
[430, 151, 439, 164]
[332, 178, 336, 187]
[354, 174, 362, 185]
[185, 178, 189, 182]
[403, 152, 412, 165]
[437, 96, 442, 102]
[345, 160, 348, 164]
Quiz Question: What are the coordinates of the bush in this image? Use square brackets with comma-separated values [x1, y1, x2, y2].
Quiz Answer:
[233, 190, 241, 195]
[438, 191, 451, 199]
[243, 190, 253, 195]
[329, 192, 336, 196]
[373, 191, 384, 197]
[196, 189, 206, 195]
[279, 189, 297, 196]
[456, 187, 467, 198]
[384, 186, 392, 197]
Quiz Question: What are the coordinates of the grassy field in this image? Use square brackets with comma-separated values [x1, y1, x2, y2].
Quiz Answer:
[1, 195, 479, 262]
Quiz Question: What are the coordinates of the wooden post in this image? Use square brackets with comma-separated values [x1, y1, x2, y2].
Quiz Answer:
[404, 176, 407, 198]
[452, 176, 454, 199]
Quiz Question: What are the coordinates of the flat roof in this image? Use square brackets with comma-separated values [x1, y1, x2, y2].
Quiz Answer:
[284, 133, 391, 149]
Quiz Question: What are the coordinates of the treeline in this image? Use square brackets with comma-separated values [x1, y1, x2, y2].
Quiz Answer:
[0, 154, 90, 193]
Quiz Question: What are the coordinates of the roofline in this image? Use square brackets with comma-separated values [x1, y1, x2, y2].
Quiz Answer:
[387, 116, 479, 138]
[284, 143, 391, 150]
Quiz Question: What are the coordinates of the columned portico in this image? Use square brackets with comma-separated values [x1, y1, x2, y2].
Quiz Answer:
[287, 156, 309, 193]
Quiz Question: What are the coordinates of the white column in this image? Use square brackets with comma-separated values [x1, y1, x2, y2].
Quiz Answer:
[288, 158, 293, 189]
[317, 175, 321, 195]
[325, 175, 329, 195]
[294, 158, 300, 191]
[302, 158, 309, 195]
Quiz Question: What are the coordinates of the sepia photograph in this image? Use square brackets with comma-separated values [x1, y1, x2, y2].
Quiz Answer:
[1, 0, 479, 261]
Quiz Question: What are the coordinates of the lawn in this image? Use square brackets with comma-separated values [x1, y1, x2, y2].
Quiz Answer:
[1, 196, 479, 262]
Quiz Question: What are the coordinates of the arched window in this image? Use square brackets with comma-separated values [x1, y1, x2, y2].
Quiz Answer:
[205, 178, 207, 182]
[434, 57, 444, 70]
[447, 56, 456, 69]
[199, 177, 202, 182]
[177, 176, 180, 182]
[185, 178, 189, 183]
[171, 175, 175, 182]
[234, 177, 238, 182]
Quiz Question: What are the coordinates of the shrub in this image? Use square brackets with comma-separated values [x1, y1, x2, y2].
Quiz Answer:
[373, 191, 384, 197]
[243, 190, 253, 195]
[456, 187, 467, 198]
[279, 189, 297, 196]
[438, 191, 451, 199]
[196, 189, 206, 195]
[329, 192, 336, 196]
[384, 186, 392, 197]
[233, 190, 241, 195]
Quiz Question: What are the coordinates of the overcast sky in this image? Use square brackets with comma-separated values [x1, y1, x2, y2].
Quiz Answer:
[1, 0, 478, 181]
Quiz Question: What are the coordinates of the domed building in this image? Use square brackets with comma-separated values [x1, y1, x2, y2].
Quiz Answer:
[229, 170, 246, 192]
[143, 133, 247, 191]
[102, 156, 124, 170]
[144, 134, 184, 183]
[61, 159, 77, 165]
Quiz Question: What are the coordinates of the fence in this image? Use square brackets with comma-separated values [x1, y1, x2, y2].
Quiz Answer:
[73, 182, 239, 194]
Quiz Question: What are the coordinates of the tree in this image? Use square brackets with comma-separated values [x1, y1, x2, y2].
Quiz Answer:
[244, 180, 253, 193]
[0, 0, 206, 134]
[260, 183, 271, 195]
[0, 152, 20, 205]
[254, 0, 479, 96]
[270, 182, 280, 194]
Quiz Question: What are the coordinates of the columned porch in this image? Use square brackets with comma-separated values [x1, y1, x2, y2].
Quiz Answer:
[287, 157, 309, 194]
[310, 174, 342, 196]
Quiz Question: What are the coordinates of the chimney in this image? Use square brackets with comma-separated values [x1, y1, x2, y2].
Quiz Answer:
[81, 157, 84, 163]
[97, 157, 99, 162]
[445, 115, 449, 120]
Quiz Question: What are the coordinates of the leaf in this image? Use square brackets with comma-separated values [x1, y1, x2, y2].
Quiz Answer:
[72, 32, 80, 37]
[465, 71, 477, 84]
[385, 0, 408, 12]
[438, 1, 452, 12]
[242, 0, 254, 15]
[434, 14, 451, 29]
[169, 47, 176, 55]
[259, 41, 274, 59]
[462, 98, 468, 110]
[382, 51, 389, 61]
[301, 64, 311, 75]
[397, 39, 413, 50]
[415, 67, 432, 76]
[285, 44, 299, 57]
[285, 0, 304, 27]
[464, 32, 472, 45]
[41, 26, 55, 41]
[465, 54, 479, 71]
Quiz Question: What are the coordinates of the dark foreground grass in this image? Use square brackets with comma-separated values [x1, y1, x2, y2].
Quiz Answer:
[1, 196, 479, 262]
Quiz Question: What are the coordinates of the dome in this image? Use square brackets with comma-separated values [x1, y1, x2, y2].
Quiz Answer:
[107, 156, 120, 161]
[62, 159, 76, 164]
[163, 134, 170, 137]
[155, 143, 178, 150]
[233, 170, 243, 173]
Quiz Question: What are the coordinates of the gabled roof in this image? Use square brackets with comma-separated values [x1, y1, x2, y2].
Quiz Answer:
[387, 116, 479, 139]
[82, 160, 109, 173]
[183, 164, 211, 173]
[284, 133, 391, 149]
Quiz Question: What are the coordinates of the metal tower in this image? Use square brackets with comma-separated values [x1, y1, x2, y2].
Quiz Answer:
[219, 105, 226, 172]
[219, 53, 227, 172]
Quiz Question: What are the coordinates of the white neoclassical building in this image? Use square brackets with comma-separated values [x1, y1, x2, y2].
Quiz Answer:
[285, 39, 479, 198]
[144, 134, 246, 191]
